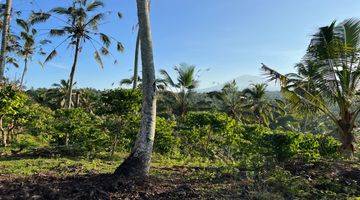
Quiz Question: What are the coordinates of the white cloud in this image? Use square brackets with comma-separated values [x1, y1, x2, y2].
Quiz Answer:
[48, 62, 68, 70]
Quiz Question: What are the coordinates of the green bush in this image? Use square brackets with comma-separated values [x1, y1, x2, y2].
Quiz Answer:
[177, 112, 240, 159]
[242, 125, 339, 161]
[97, 88, 142, 116]
[175, 114, 340, 162]
[181, 111, 236, 132]
[52, 108, 108, 155]
[154, 117, 178, 155]
[316, 134, 340, 157]
[11, 134, 48, 150]
[18, 102, 54, 137]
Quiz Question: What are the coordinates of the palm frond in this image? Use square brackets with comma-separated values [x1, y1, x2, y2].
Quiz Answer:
[44, 49, 57, 63]
[29, 12, 51, 24]
[94, 50, 104, 68]
[117, 42, 124, 52]
[261, 63, 288, 86]
[6, 57, 19, 68]
[99, 33, 110, 47]
[16, 19, 29, 32]
[120, 78, 132, 85]
[159, 69, 176, 88]
[51, 7, 71, 15]
[86, 0, 104, 11]
[50, 29, 66, 36]
[100, 47, 109, 55]
[86, 13, 104, 28]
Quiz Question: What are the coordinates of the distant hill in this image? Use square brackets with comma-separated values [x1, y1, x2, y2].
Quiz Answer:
[198, 75, 280, 92]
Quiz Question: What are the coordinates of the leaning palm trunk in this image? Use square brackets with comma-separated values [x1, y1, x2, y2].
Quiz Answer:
[0, 0, 12, 81]
[132, 30, 140, 90]
[20, 58, 28, 87]
[64, 37, 80, 146]
[114, 0, 157, 178]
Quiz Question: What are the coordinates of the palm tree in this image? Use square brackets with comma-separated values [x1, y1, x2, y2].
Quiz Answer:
[0, 0, 12, 81]
[159, 63, 199, 116]
[44, 0, 124, 109]
[115, 0, 156, 178]
[51, 79, 77, 146]
[14, 14, 50, 87]
[220, 80, 244, 119]
[242, 83, 273, 126]
[120, 75, 141, 88]
[262, 19, 360, 156]
[51, 79, 76, 109]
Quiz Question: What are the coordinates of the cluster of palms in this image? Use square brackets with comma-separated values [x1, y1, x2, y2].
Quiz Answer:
[157, 64, 287, 128]
[262, 19, 360, 155]
[0, 0, 123, 109]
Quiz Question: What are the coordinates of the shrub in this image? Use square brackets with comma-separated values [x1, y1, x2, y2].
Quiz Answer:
[11, 134, 48, 150]
[242, 125, 339, 161]
[52, 108, 108, 155]
[154, 117, 178, 154]
[18, 102, 54, 137]
[177, 112, 240, 159]
[97, 88, 142, 116]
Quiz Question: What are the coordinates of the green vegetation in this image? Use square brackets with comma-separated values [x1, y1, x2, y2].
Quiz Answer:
[0, 0, 359, 199]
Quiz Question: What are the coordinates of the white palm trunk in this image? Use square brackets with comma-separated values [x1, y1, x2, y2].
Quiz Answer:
[114, 0, 157, 177]
[0, 0, 13, 81]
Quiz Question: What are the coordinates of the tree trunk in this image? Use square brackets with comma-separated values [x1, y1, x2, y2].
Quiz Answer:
[66, 37, 80, 110]
[110, 134, 119, 157]
[75, 91, 80, 108]
[132, 30, 140, 90]
[20, 58, 28, 87]
[0, 0, 12, 81]
[114, 0, 157, 178]
[338, 111, 356, 157]
[64, 37, 80, 147]
[340, 131, 355, 157]
[0, 115, 7, 147]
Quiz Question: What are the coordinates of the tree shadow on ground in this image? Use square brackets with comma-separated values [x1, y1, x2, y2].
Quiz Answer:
[0, 173, 211, 200]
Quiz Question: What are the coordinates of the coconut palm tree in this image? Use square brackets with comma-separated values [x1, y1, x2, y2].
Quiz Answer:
[242, 83, 273, 126]
[0, 0, 13, 81]
[262, 19, 360, 156]
[220, 80, 245, 119]
[114, 0, 156, 178]
[159, 63, 199, 116]
[51, 79, 77, 109]
[43, 0, 124, 109]
[14, 14, 50, 87]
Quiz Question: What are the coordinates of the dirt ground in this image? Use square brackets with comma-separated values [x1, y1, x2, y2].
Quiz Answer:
[0, 159, 359, 199]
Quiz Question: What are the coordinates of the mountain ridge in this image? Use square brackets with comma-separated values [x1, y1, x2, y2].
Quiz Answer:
[198, 75, 280, 92]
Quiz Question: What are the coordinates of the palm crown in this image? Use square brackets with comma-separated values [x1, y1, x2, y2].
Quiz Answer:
[262, 18, 360, 155]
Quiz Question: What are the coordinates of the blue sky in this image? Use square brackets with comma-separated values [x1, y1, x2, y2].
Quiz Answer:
[6, 0, 360, 89]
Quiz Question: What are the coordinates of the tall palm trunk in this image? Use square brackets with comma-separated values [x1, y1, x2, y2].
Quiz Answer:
[65, 37, 80, 146]
[132, 30, 140, 90]
[20, 58, 28, 87]
[0, 0, 12, 81]
[66, 37, 80, 109]
[114, 0, 157, 178]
